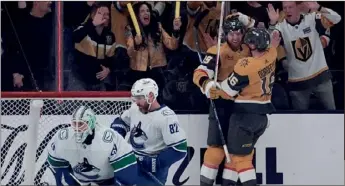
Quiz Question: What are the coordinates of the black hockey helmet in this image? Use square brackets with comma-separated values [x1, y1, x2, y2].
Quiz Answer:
[223, 16, 245, 35]
[244, 28, 270, 51]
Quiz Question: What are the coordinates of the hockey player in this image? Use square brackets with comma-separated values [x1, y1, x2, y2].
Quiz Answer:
[47, 106, 138, 186]
[111, 78, 187, 186]
[206, 28, 281, 186]
[193, 16, 252, 186]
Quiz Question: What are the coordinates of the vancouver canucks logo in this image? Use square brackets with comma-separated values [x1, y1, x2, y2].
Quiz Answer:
[129, 121, 148, 150]
[73, 158, 100, 179]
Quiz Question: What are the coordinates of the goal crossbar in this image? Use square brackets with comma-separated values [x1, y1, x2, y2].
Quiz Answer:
[1, 91, 131, 98]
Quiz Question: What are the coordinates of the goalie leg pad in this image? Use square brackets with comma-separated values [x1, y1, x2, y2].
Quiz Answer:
[201, 147, 225, 185]
[232, 150, 256, 186]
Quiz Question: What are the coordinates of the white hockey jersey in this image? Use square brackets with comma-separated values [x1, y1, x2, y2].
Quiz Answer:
[272, 9, 341, 88]
[47, 125, 136, 182]
[120, 103, 186, 156]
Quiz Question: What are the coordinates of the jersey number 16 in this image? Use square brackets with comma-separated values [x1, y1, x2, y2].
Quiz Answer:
[261, 73, 275, 96]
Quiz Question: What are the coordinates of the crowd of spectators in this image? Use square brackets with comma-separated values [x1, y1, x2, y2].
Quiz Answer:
[1, 1, 344, 112]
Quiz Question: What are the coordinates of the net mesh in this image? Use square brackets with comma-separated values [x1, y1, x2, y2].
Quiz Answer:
[1, 97, 132, 186]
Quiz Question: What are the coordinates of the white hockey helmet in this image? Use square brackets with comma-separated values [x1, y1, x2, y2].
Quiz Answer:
[131, 78, 159, 103]
[71, 106, 97, 143]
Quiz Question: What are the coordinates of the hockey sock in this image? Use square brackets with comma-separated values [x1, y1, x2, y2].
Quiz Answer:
[200, 147, 225, 186]
[222, 158, 238, 186]
[201, 163, 219, 186]
[234, 151, 256, 186]
[237, 162, 256, 186]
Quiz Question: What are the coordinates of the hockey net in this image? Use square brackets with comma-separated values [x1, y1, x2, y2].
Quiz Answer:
[1, 91, 132, 186]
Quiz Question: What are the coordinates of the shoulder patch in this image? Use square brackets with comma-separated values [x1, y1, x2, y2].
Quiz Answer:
[103, 130, 114, 143]
[162, 109, 175, 116]
[239, 58, 249, 68]
[58, 129, 68, 140]
[234, 58, 250, 75]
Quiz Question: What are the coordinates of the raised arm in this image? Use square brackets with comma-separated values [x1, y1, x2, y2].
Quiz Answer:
[307, 2, 341, 27]
[161, 17, 182, 50]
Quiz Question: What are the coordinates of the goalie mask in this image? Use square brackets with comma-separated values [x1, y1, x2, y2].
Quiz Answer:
[71, 106, 96, 143]
[131, 78, 159, 112]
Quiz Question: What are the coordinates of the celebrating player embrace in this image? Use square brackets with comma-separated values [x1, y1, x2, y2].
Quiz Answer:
[47, 106, 138, 186]
[111, 78, 187, 186]
[214, 28, 281, 186]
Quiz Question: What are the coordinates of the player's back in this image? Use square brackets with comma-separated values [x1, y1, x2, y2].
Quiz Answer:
[50, 126, 126, 182]
[232, 47, 277, 114]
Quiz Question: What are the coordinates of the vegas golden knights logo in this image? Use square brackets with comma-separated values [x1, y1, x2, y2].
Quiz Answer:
[291, 37, 312, 62]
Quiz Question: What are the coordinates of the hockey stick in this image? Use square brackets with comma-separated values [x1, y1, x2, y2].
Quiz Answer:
[193, 1, 231, 163]
[141, 168, 164, 186]
[137, 160, 164, 186]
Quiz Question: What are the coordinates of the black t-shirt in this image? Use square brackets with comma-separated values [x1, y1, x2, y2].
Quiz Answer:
[15, 10, 54, 73]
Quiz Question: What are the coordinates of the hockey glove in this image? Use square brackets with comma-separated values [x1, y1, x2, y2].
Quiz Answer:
[208, 87, 220, 99]
[203, 80, 221, 99]
[137, 155, 159, 173]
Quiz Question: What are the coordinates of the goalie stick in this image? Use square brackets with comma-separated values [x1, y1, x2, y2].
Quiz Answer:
[193, 1, 231, 163]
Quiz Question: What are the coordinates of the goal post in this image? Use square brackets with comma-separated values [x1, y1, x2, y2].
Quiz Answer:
[1, 91, 132, 185]
[23, 100, 44, 185]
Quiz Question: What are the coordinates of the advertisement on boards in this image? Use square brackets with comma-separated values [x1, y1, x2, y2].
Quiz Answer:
[1, 114, 344, 185]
